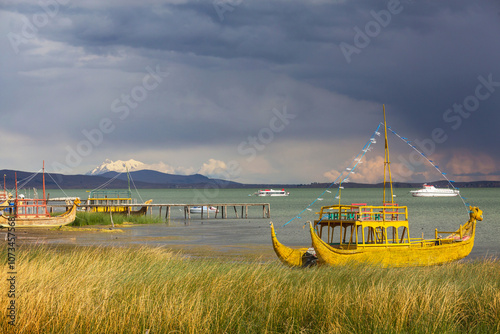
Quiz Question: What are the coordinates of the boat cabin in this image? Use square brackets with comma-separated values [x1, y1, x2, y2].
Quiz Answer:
[14, 197, 50, 218]
[314, 203, 411, 249]
[86, 189, 133, 213]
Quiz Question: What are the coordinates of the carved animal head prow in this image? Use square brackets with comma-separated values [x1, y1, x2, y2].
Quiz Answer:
[469, 206, 483, 222]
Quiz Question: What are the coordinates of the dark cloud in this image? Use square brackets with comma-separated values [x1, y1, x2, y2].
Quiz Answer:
[0, 0, 499, 182]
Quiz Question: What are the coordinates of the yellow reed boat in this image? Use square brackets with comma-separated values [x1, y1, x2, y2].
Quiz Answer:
[84, 169, 152, 215]
[85, 189, 152, 215]
[0, 163, 80, 228]
[0, 198, 80, 228]
[271, 106, 483, 267]
[307, 204, 482, 267]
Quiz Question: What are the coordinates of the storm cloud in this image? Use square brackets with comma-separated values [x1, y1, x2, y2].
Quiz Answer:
[1, 0, 499, 183]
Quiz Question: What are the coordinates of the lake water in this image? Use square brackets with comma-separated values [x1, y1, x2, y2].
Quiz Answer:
[41, 187, 500, 260]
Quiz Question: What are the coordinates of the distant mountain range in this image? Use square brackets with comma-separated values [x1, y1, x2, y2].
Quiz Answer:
[99, 170, 240, 188]
[1, 167, 499, 190]
[0, 169, 242, 190]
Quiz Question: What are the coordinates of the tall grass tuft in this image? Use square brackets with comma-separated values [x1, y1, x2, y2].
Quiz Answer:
[72, 212, 164, 226]
[1, 245, 499, 333]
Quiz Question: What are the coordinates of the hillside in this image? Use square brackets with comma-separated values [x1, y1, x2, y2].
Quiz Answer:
[1, 169, 498, 190]
[0, 169, 243, 190]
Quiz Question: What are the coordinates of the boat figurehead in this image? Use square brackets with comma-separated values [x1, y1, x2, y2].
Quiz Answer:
[469, 206, 483, 222]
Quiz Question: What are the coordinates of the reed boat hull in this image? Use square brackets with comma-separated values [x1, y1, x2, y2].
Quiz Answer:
[309, 221, 476, 267]
[86, 199, 153, 215]
[0, 203, 78, 228]
[270, 222, 319, 267]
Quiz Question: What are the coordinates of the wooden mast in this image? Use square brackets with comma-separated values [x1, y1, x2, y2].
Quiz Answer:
[383, 105, 394, 204]
[14, 172, 18, 216]
[43, 160, 46, 201]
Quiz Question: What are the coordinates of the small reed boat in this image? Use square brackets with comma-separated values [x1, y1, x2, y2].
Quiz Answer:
[85, 189, 152, 215]
[0, 163, 80, 228]
[84, 169, 152, 215]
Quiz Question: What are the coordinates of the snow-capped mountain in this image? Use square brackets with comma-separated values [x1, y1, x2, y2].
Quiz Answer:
[87, 159, 196, 176]
[87, 158, 231, 179]
[87, 159, 148, 175]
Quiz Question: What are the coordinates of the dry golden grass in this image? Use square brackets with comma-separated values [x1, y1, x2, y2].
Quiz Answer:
[1, 245, 499, 333]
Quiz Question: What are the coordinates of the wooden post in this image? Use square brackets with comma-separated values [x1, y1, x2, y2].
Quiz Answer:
[245, 205, 248, 218]
[167, 206, 170, 220]
[159, 206, 162, 218]
[233, 206, 239, 218]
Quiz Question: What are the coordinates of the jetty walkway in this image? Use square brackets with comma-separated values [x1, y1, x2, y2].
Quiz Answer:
[49, 203, 271, 220]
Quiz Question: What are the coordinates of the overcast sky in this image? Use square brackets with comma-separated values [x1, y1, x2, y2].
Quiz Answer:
[1, 0, 499, 184]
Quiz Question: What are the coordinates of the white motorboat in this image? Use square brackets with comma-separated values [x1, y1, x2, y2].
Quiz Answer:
[254, 189, 289, 197]
[410, 184, 459, 197]
[189, 206, 219, 214]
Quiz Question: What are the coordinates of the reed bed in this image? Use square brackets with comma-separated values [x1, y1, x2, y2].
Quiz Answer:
[1, 245, 499, 333]
[72, 212, 164, 226]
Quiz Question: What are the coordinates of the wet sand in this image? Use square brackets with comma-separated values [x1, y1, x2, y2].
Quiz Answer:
[3, 219, 278, 262]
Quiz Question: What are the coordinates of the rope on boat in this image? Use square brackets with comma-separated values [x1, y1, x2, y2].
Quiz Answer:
[45, 171, 71, 198]
[16, 169, 42, 190]
[129, 174, 144, 203]
[89, 169, 144, 203]
[282, 123, 382, 227]
[90, 172, 123, 191]
[386, 124, 470, 215]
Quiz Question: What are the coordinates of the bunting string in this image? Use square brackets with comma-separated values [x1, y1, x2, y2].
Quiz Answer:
[282, 121, 471, 228]
[16, 169, 42, 190]
[45, 172, 71, 199]
[282, 123, 382, 227]
[386, 124, 470, 215]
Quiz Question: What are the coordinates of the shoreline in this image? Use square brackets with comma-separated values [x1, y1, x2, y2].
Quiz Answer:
[2, 224, 278, 262]
[3, 222, 497, 263]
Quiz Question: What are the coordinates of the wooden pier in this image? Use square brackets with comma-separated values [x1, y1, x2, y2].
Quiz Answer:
[49, 203, 271, 220]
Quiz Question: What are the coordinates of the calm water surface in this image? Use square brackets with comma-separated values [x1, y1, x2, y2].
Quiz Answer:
[44, 187, 500, 260]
